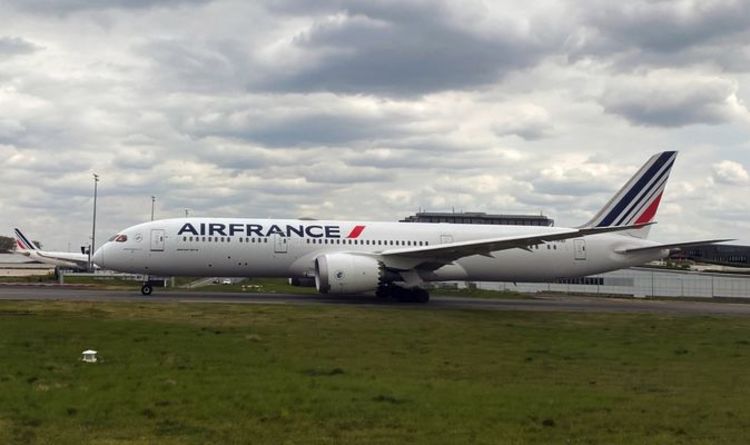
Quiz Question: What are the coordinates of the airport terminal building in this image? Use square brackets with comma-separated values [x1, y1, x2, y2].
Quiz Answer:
[671, 244, 750, 268]
[400, 211, 554, 226]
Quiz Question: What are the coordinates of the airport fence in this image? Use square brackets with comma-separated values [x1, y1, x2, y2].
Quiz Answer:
[471, 267, 750, 299]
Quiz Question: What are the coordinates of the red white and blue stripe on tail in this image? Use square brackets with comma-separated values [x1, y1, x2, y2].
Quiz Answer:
[14, 228, 37, 251]
[584, 151, 677, 231]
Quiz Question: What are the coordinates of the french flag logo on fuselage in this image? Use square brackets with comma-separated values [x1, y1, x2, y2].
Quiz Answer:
[346, 225, 366, 239]
[585, 151, 677, 228]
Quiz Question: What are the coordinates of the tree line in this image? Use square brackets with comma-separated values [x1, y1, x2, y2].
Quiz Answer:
[0, 235, 41, 252]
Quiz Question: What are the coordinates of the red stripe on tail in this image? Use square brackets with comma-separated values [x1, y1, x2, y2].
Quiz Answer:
[635, 192, 663, 225]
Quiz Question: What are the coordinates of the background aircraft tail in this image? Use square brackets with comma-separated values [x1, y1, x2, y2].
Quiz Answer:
[14, 228, 38, 251]
[582, 151, 677, 239]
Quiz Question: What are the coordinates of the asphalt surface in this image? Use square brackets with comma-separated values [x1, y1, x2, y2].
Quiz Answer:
[1, 284, 750, 315]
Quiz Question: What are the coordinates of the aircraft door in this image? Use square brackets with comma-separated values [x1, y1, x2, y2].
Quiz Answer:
[273, 235, 288, 254]
[440, 234, 454, 244]
[574, 239, 586, 260]
[150, 229, 165, 252]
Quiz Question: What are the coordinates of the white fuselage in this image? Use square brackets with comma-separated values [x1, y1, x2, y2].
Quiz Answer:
[93, 218, 666, 282]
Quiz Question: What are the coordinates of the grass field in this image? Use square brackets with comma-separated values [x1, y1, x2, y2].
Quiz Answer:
[1, 301, 750, 444]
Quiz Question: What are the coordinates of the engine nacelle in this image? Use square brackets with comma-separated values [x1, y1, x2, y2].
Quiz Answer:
[315, 253, 384, 295]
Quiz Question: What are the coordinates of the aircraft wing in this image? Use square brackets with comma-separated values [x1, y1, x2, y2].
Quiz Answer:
[379, 224, 649, 270]
[35, 251, 90, 267]
[615, 239, 734, 254]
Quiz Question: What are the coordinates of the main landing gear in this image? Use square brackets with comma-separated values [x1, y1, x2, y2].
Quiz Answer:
[140, 283, 153, 296]
[376, 284, 430, 303]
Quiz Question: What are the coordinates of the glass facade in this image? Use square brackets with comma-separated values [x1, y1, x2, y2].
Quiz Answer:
[672, 244, 750, 267]
[399, 212, 554, 226]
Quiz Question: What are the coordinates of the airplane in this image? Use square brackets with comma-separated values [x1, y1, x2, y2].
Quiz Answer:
[13, 228, 90, 270]
[93, 151, 730, 300]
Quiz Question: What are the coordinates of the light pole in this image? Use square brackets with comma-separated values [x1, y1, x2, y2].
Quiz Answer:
[90, 173, 99, 271]
[151, 196, 156, 221]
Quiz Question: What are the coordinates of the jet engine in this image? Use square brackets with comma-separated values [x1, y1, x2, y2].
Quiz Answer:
[314, 253, 385, 295]
[288, 277, 316, 287]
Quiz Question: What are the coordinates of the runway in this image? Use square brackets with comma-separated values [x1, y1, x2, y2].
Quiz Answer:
[2, 285, 750, 315]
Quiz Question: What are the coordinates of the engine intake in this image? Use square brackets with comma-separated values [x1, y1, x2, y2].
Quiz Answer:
[315, 253, 384, 295]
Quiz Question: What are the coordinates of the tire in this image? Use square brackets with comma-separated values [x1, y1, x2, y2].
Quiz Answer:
[414, 288, 430, 303]
[141, 284, 153, 296]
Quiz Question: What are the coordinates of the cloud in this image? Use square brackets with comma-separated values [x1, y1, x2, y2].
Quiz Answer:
[492, 105, 555, 140]
[712, 160, 750, 185]
[174, 93, 438, 147]
[4, 0, 212, 14]
[600, 71, 749, 127]
[527, 157, 625, 197]
[139, 39, 249, 94]
[252, 1, 563, 96]
[582, 0, 750, 52]
[569, 0, 750, 71]
[0, 36, 40, 56]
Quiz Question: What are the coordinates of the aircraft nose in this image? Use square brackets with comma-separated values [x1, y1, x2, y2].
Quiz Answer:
[92, 245, 105, 267]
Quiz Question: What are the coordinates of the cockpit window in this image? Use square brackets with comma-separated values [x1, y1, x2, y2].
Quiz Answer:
[114, 234, 128, 242]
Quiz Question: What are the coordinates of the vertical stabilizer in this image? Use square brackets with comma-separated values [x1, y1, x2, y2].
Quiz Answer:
[14, 228, 38, 251]
[582, 151, 677, 238]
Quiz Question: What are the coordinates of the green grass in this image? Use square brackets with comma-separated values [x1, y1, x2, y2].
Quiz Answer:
[426, 284, 525, 299]
[181, 278, 320, 295]
[0, 301, 749, 444]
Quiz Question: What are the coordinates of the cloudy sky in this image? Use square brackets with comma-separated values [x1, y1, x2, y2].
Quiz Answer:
[1, 0, 749, 250]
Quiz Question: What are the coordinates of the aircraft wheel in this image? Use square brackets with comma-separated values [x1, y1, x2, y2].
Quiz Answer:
[413, 288, 430, 303]
[375, 286, 390, 299]
[391, 286, 412, 302]
[141, 284, 153, 296]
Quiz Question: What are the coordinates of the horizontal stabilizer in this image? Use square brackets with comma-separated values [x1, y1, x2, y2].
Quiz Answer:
[615, 239, 734, 254]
